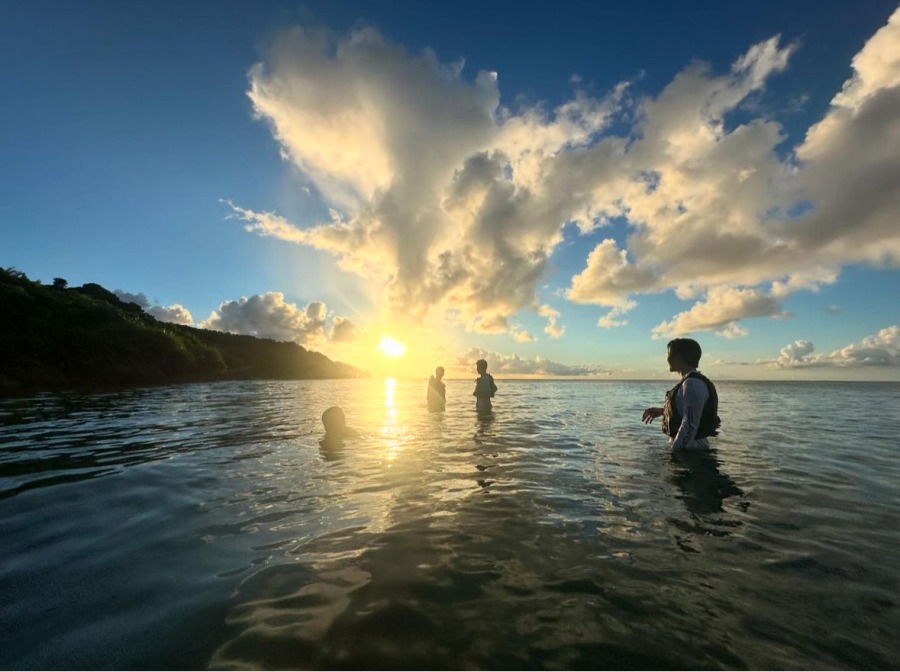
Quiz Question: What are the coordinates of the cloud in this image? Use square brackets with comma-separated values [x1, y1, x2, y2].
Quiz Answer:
[114, 289, 194, 326]
[222, 200, 309, 244]
[454, 347, 611, 376]
[652, 286, 788, 338]
[114, 290, 151, 307]
[769, 269, 838, 299]
[230, 24, 623, 334]
[716, 323, 749, 340]
[568, 240, 657, 307]
[597, 300, 637, 329]
[230, 10, 900, 339]
[774, 339, 816, 367]
[148, 304, 193, 325]
[767, 327, 900, 368]
[788, 11, 900, 266]
[510, 328, 537, 343]
[199, 292, 353, 345]
[537, 304, 565, 339]
[330, 316, 357, 342]
[563, 12, 899, 327]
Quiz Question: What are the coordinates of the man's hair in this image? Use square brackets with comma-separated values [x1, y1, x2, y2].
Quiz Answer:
[476, 358, 488, 373]
[435, 366, 445, 377]
[322, 406, 346, 433]
[667, 338, 702, 367]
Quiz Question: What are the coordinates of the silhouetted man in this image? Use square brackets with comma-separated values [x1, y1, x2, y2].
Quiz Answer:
[642, 338, 720, 450]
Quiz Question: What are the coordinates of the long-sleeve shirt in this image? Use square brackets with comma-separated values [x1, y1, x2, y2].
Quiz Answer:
[671, 371, 710, 450]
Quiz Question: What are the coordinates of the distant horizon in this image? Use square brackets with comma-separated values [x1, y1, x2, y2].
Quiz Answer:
[364, 374, 900, 384]
[8, 263, 898, 383]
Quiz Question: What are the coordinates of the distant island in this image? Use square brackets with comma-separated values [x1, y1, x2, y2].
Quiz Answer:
[0, 267, 367, 393]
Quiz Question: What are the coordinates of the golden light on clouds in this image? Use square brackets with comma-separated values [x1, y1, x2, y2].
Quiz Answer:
[377, 335, 407, 358]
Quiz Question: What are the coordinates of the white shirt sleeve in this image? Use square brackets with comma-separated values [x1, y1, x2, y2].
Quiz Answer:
[671, 376, 709, 450]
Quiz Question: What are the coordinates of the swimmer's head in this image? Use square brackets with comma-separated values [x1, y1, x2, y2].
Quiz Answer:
[434, 366, 445, 380]
[322, 406, 346, 436]
[476, 359, 488, 375]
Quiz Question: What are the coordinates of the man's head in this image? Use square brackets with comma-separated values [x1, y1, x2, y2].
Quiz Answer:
[322, 406, 346, 437]
[476, 359, 488, 375]
[667, 338, 702, 371]
[435, 366, 445, 380]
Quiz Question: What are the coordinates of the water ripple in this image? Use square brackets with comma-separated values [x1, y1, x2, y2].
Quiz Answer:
[1, 380, 899, 669]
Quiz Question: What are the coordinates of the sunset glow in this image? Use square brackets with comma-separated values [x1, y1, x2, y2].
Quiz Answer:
[377, 336, 407, 358]
[4, 2, 899, 381]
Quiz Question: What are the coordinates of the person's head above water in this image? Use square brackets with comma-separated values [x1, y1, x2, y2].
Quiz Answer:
[321, 406, 347, 437]
[476, 359, 488, 375]
[434, 366, 445, 380]
[667, 338, 702, 373]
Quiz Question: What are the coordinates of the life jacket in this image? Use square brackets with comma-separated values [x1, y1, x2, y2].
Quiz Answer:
[662, 371, 721, 439]
[473, 374, 497, 398]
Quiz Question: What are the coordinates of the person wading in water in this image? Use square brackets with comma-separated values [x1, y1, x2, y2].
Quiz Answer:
[473, 359, 498, 415]
[642, 338, 720, 450]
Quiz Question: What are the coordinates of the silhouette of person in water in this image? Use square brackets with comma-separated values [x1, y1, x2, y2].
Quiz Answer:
[642, 338, 720, 450]
[473, 358, 498, 414]
[426, 366, 446, 412]
[319, 406, 358, 454]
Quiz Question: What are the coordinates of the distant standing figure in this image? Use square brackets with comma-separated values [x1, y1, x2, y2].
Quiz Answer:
[642, 338, 720, 449]
[473, 359, 498, 414]
[320, 406, 358, 451]
[427, 366, 446, 411]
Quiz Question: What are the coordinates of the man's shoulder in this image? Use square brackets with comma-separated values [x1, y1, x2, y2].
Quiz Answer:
[684, 370, 714, 382]
[682, 373, 710, 395]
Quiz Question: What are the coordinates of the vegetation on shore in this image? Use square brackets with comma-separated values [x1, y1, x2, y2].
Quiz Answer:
[0, 267, 366, 393]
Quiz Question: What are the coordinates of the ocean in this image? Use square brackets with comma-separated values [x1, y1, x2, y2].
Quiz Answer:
[1, 378, 898, 669]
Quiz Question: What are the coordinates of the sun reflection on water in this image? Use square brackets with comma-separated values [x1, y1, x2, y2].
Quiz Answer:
[381, 377, 400, 462]
[384, 377, 396, 409]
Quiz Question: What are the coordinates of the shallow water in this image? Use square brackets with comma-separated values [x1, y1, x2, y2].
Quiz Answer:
[1, 379, 898, 669]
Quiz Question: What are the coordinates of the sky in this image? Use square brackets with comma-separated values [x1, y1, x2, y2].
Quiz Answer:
[2, 0, 900, 380]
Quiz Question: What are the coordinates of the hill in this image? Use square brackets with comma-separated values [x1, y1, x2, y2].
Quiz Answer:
[0, 268, 366, 393]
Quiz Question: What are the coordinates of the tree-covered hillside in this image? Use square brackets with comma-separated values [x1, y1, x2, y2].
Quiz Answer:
[0, 268, 366, 393]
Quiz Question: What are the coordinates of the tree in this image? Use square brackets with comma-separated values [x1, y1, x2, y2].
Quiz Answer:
[52, 277, 68, 289]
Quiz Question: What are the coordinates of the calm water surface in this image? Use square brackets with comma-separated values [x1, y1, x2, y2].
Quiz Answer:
[1, 379, 899, 669]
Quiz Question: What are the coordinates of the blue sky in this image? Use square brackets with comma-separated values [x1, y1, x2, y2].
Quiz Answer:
[2, 0, 899, 379]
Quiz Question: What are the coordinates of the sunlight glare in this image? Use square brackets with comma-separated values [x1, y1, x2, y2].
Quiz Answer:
[384, 377, 396, 409]
[377, 336, 407, 358]
[382, 377, 399, 461]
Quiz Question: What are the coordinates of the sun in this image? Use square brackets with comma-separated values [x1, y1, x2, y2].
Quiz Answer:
[377, 335, 407, 357]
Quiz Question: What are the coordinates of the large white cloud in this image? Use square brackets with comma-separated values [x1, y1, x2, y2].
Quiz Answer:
[229, 24, 625, 334]
[230, 10, 900, 341]
[569, 11, 900, 330]
[199, 292, 356, 345]
[788, 10, 900, 266]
